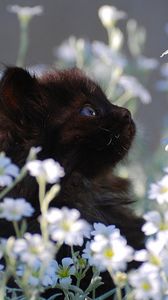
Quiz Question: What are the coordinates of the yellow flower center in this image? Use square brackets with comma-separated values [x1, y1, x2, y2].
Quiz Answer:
[30, 246, 40, 255]
[160, 185, 168, 194]
[58, 267, 69, 278]
[141, 282, 151, 291]
[149, 254, 161, 266]
[61, 221, 71, 231]
[159, 223, 168, 231]
[103, 248, 114, 259]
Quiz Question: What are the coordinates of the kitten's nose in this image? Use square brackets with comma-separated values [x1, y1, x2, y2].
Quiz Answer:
[121, 108, 131, 123]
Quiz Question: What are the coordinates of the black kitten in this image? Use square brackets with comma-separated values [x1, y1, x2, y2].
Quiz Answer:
[0, 67, 144, 297]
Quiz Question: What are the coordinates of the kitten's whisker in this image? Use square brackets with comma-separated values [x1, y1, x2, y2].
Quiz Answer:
[100, 127, 111, 133]
[122, 146, 128, 151]
[107, 135, 113, 146]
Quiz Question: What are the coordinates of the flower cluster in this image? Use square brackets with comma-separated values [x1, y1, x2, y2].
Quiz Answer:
[27, 158, 65, 184]
[0, 155, 19, 187]
[127, 170, 168, 299]
[11, 233, 55, 266]
[45, 207, 91, 246]
[83, 223, 133, 273]
[0, 198, 34, 221]
[2, 150, 168, 300]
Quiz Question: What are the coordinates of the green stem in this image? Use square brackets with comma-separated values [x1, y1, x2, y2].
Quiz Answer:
[13, 221, 21, 238]
[38, 177, 46, 209]
[0, 167, 27, 200]
[107, 27, 112, 48]
[0, 275, 7, 300]
[37, 177, 49, 242]
[116, 286, 122, 300]
[70, 246, 81, 287]
[92, 287, 96, 300]
[17, 21, 29, 67]
[94, 288, 116, 300]
[0, 147, 40, 200]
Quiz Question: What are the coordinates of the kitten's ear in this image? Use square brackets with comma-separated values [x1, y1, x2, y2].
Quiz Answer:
[0, 67, 38, 122]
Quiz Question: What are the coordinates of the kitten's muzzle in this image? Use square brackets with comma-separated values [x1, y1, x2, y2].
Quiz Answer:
[120, 107, 132, 124]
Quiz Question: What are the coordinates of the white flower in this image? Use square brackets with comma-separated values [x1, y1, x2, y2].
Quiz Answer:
[98, 6, 126, 28]
[17, 259, 58, 287]
[118, 75, 151, 104]
[55, 257, 75, 289]
[134, 236, 165, 268]
[89, 229, 133, 272]
[7, 5, 43, 22]
[148, 175, 168, 204]
[83, 241, 98, 267]
[136, 56, 158, 71]
[156, 80, 168, 92]
[55, 39, 77, 64]
[45, 207, 91, 246]
[91, 223, 116, 240]
[129, 263, 162, 300]
[12, 233, 55, 266]
[0, 155, 19, 187]
[92, 41, 126, 68]
[27, 159, 65, 183]
[160, 63, 168, 77]
[0, 198, 34, 221]
[142, 210, 168, 236]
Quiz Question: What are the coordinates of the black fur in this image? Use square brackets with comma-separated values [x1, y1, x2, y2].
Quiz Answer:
[0, 67, 144, 298]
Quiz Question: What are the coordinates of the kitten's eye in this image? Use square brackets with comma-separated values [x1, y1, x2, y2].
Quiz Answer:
[79, 105, 97, 117]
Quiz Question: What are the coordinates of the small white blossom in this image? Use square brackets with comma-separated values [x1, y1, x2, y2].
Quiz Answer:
[148, 175, 168, 204]
[89, 228, 133, 272]
[17, 259, 58, 287]
[119, 75, 151, 104]
[160, 63, 168, 77]
[27, 159, 65, 183]
[157, 65, 168, 91]
[92, 41, 126, 68]
[0, 198, 34, 221]
[91, 223, 116, 239]
[136, 56, 158, 71]
[0, 155, 19, 187]
[7, 5, 43, 22]
[142, 210, 168, 236]
[98, 6, 126, 28]
[55, 39, 77, 64]
[129, 263, 162, 300]
[12, 233, 55, 266]
[55, 257, 75, 289]
[83, 241, 98, 267]
[46, 207, 91, 246]
[134, 236, 165, 268]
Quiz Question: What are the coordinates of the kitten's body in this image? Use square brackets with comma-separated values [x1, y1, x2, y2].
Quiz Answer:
[0, 67, 144, 298]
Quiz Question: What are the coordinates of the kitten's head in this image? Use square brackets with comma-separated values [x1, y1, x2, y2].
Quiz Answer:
[0, 67, 135, 177]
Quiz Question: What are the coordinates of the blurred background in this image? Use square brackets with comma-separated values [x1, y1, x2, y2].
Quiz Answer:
[0, 0, 168, 212]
